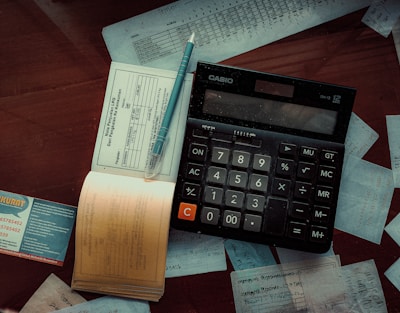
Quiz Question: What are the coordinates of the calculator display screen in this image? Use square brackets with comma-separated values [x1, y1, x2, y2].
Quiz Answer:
[254, 80, 295, 97]
[203, 89, 338, 135]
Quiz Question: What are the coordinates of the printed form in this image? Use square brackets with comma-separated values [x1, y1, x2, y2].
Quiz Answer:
[92, 62, 193, 182]
[230, 256, 341, 313]
[301, 259, 387, 313]
[103, 0, 371, 72]
[231, 257, 387, 313]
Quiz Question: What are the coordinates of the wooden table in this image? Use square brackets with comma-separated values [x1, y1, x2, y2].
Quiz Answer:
[1, 1, 399, 312]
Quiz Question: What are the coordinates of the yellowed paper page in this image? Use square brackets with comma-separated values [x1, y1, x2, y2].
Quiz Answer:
[72, 171, 174, 301]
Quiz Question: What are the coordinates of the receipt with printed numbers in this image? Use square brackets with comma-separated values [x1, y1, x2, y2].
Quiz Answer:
[387, 115, 400, 188]
[344, 112, 379, 159]
[230, 255, 340, 313]
[362, 0, 400, 37]
[224, 239, 276, 271]
[165, 229, 227, 278]
[301, 259, 387, 313]
[335, 155, 394, 244]
[103, 0, 371, 72]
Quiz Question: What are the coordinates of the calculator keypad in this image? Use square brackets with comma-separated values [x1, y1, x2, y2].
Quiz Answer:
[172, 124, 344, 253]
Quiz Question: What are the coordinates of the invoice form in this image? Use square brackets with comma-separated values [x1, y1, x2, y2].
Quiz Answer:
[103, 0, 371, 72]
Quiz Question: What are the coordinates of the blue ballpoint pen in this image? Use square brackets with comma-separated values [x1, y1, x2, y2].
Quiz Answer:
[145, 32, 195, 179]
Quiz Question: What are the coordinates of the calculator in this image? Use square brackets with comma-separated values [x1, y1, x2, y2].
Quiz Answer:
[171, 62, 355, 253]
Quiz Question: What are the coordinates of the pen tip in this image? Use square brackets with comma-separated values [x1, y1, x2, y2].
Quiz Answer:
[189, 32, 195, 43]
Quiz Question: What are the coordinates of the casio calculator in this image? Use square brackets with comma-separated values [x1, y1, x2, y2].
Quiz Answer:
[171, 62, 355, 253]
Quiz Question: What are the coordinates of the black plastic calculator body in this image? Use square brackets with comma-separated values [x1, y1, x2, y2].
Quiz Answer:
[171, 62, 355, 253]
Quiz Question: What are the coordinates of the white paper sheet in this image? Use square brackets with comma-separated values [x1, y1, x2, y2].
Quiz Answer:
[165, 229, 227, 278]
[385, 258, 400, 293]
[362, 0, 400, 37]
[224, 239, 276, 271]
[230, 256, 340, 313]
[385, 213, 400, 246]
[341, 260, 387, 313]
[344, 112, 379, 159]
[103, 0, 371, 72]
[301, 259, 387, 313]
[276, 244, 334, 264]
[20, 274, 86, 313]
[335, 155, 394, 244]
[51, 296, 150, 313]
[393, 17, 400, 63]
[91, 62, 193, 182]
[301, 266, 350, 312]
[386, 115, 400, 188]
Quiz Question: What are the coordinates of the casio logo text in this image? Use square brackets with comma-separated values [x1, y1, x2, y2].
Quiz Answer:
[208, 75, 234, 84]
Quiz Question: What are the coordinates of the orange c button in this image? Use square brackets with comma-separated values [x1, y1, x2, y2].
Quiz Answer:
[178, 202, 197, 221]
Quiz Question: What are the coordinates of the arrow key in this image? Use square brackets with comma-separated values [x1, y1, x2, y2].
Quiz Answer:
[279, 143, 297, 156]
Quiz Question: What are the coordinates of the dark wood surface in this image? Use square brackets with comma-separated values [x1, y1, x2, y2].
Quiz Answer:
[1, 1, 399, 312]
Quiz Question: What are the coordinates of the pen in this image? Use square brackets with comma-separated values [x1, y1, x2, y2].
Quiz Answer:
[145, 32, 195, 179]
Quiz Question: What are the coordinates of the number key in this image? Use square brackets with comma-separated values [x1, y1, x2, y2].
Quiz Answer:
[206, 166, 227, 185]
[253, 154, 271, 172]
[200, 207, 220, 225]
[228, 170, 248, 189]
[249, 174, 269, 192]
[222, 210, 241, 228]
[245, 194, 266, 213]
[232, 150, 251, 168]
[211, 147, 230, 164]
[204, 186, 223, 205]
[225, 190, 245, 209]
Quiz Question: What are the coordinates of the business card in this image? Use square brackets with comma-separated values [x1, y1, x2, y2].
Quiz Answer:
[0, 190, 76, 266]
